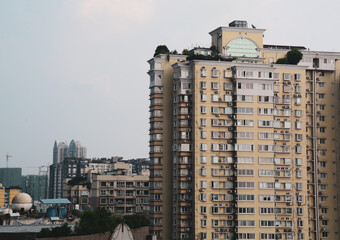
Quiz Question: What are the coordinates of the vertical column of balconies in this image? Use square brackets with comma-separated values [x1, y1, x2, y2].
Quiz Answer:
[172, 65, 193, 239]
[273, 73, 294, 239]
[273, 71, 308, 240]
[148, 59, 164, 238]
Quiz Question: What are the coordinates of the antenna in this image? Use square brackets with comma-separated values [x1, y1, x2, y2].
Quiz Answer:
[5, 153, 12, 168]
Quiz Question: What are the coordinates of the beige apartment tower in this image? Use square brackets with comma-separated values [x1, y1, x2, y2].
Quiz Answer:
[148, 20, 340, 240]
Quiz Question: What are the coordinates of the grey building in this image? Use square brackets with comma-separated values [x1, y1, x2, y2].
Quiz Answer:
[0, 168, 22, 187]
[21, 175, 48, 201]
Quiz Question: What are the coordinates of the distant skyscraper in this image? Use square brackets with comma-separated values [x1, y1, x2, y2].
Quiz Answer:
[50, 140, 87, 198]
[53, 140, 87, 164]
[69, 140, 87, 158]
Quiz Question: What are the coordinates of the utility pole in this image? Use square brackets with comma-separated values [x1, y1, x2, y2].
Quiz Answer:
[5, 153, 12, 168]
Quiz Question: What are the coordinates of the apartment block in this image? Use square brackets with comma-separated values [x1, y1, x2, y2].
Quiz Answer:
[148, 20, 340, 240]
[0, 185, 21, 207]
[90, 173, 150, 215]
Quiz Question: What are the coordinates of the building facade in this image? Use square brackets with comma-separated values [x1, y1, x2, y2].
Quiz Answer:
[0, 168, 22, 188]
[21, 175, 48, 201]
[0, 184, 21, 207]
[90, 173, 149, 215]
[148, 21, 340, 240]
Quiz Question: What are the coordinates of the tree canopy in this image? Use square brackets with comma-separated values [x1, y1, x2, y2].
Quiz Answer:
[75, 207, 121, 235]
[154, 45, 169, 57]
[286, 48, 303, 64]
[275, 48, 303, 65]
[37, 223, 71, 238]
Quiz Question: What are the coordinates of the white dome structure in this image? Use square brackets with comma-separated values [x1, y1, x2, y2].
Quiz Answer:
[11, 193, 33, 212]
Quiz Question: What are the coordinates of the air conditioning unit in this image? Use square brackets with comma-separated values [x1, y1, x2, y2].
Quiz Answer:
[216, 114, 221, 117]
[215, 90, 219, 94]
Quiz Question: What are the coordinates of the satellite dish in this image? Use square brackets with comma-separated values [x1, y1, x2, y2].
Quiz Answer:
[252, 24, 256, 29]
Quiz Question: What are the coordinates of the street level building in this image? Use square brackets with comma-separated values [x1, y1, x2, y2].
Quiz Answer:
[148, 20, 340, 240]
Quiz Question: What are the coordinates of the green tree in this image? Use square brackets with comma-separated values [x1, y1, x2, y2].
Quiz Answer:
[153, 45, 169, 57]
[123, 214, 149, 229]
[37, 223, 71, 238]
[210, 46, 219, 57]
[275, 57, 288, 64]
[182, 49, 190, 55]
[286, 48, 303, 64]
[75, 207, 122, 235]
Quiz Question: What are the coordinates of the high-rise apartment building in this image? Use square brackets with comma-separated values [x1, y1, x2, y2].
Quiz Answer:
[148, 20, 340, 240]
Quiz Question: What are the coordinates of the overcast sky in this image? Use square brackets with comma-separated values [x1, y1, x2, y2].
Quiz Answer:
[1, 0, 340, 174]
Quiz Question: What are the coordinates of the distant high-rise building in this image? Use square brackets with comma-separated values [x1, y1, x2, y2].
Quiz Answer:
[21, 175, 48, 201]
[69, 140, 87, 158]
[50, 140, 87, 198]
[0, 168, 22, 187]
[53, 140, 87, 164]
[148, 20, 340, 240]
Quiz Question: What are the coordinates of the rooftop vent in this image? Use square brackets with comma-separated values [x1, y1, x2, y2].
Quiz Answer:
[229, 20, 248, 28]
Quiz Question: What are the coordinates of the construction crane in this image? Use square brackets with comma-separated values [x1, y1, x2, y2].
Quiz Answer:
[5, 153, 12, 168]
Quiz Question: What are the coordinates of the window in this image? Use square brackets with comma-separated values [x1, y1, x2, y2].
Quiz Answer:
[319, 138, 326, 144]
[238, 182, 254, 189]
[319, 116, 325, 121]
[238, 207, 255, 214]
[319, 104, 325, 110]
[238, 83, 253, 89]
[200, 81, 207, 89]
[200, 106, 207, 114]
[259, 195, 274, 202]
[320, 127, 326, 133]
[283, 73, 291, 81]
[211, 68, 219, 78]
[200, 219, 207, 227]
[200, 94, 207, 102]
[200, 156, 207, 164]
[199, 193, 207, 201]
[238, 194, 255, 201]
[200, 67, 207, 77]
[320, 173, 327, 179]
[200, 131, 207, 139]
[237, 157, 254, 164]
[226, 38, 258, 58]
[236, 107, 254, 114]
[319, 82, 325, 88]
[319, 93, 325, 99]
[200, 143, 207, 151]
[200, 206, 207, 214]
[238, 220, 255, 227]
[224, 82, 233, 90]
[211, 82, 219, 89]
[200, 118, 207, 126]
[294, 74, 301, 81]
[238, 169, 254, 176]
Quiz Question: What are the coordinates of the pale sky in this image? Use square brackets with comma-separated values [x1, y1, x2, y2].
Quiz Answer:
[1, 0, 340, 174]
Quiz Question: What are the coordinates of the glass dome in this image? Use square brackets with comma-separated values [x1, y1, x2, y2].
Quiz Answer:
[226, 38, 258, 57]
